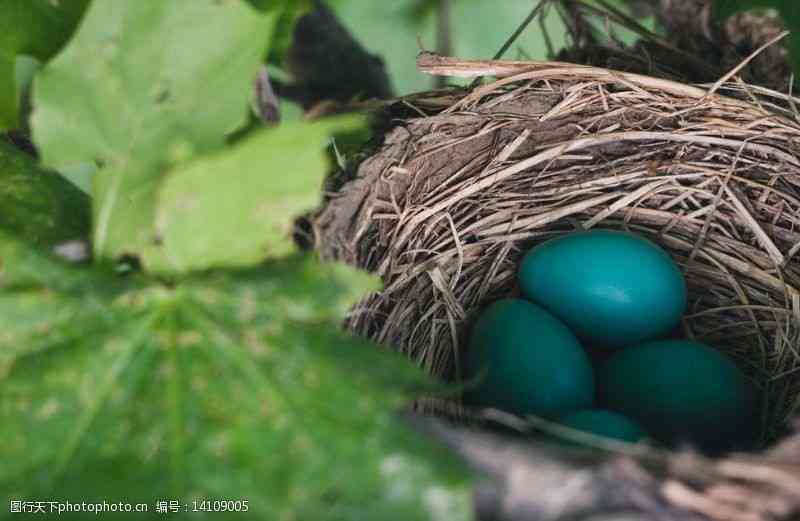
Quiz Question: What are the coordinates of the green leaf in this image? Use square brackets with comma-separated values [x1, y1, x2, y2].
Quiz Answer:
[0, 233, 126, 379]
[0, 0, 90, 129]
[0, 140, 89, 248]
[0, 229, 72, 290]
[14, 55, 41, 133]
[31, 0, 278, 262]
[186, 255, 382, 323]
[147, 117, 363, 273]
[0, 254, 472, 520]
[0, 229, 70, 289]
[246, 0, 310, 12]
[0, 55, 13, 130]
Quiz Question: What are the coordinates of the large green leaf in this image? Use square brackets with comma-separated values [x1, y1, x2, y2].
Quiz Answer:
[0, 237, 472, 520]
[0, 140, 89, 248]
[245, 0, 310, 12]
[0, 231, 88, 292]
[713, 0, 800, 73]
[0, 230, 125, 382]
[0, 0, 90, 129]
[147, 117, 362, 273]
[31, 0, 278, 262]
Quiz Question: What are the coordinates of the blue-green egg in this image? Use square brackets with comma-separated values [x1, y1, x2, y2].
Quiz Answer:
[557, 409, 648, 443]
[464, 298, 595, 418]
[597, 340, 757, 454]
[518, 229, 687, 349]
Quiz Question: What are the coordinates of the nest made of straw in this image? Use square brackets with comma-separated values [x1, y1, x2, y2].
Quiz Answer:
[313, 58, 800, 448]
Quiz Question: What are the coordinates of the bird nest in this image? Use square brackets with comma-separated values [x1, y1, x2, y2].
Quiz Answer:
[311, 57, 800, 520]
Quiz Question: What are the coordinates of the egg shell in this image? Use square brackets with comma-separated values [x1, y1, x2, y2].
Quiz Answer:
[464, 298, 595, 418]
[557, 409, 648, 443]
[597, 340, 757, 453]
[518, 229, 687, 349]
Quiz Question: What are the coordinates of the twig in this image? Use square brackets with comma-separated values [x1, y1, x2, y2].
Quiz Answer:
[707, 31, 791, 97]
[435, 0, 452, 89]
[576, 0, 717, 77]
[254, 66, 281, 124]
[406, 413, 701, 521]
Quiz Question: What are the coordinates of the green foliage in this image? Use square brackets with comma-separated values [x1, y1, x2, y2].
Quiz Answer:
[0, 229, 97, 291]
[0, 140, 89, 248]
[5, 1, 474, 519]
[8, 1, 800, 518]
[0, 233, 471, 520]
[31, 0, 278, 261]
[0, 0, 89, 130]
[245, 0, 310, 12]
[713, 0, 800, 73]
[150, 116, 362, 273]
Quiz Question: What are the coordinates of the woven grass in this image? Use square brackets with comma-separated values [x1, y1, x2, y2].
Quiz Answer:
[313, 56, 800, 446]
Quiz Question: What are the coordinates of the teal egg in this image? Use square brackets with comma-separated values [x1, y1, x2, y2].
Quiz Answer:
[518, 229, 687, 349]
[557, 409, 648, 443]
[597, 340, 757, 453]
[464, 299, 595, 418]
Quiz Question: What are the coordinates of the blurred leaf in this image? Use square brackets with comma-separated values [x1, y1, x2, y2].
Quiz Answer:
[13, 56, 39, 96]
[0, 140, 89, 249]
[0, 229, 95, 291]
[56, 162, 96, 194]
[14, 55, 41, 132]
[31, 0, 278, 263]
[0, 240, 472, 520]
[147, 117, 364, 273]
[404, 0, 439, 23]
[0, 0, 90, 129]
[0, 233, 127, 379]
[0, 55, 12, 130]
[713, 0, 799, 73]
[279, 97, 306, 122]
[245, 0, 309, 12]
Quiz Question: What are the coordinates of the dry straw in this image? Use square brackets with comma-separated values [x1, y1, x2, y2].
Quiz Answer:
[313, 56, 800, 451]
[314, 54, 800, 443]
